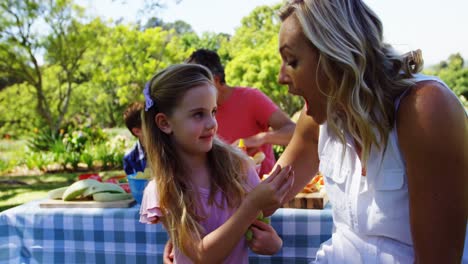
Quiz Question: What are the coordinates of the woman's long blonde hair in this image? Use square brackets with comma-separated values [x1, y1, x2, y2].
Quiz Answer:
[279, 0, 423, 164]
[142, 64, 249, 256]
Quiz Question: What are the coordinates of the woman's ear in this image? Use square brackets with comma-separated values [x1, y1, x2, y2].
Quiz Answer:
[155, 113, 172, 134]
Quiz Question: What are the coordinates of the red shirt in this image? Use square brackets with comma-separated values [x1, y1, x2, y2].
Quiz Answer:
[216, 87, 278, 176]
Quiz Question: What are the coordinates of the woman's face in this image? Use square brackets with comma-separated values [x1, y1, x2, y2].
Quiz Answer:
[278, 14, 328, 124]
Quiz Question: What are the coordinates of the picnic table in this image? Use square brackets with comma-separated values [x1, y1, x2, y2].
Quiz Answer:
[0, 199, 333, 263]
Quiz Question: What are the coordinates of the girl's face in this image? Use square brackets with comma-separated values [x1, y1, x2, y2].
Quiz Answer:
[278, 14, 328, 124]
[167, 83, 218, 156]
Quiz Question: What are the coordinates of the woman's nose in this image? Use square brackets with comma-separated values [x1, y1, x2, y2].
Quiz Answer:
[278, 64, 289, 85]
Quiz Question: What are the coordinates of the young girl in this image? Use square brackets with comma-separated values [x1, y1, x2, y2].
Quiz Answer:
[139, 64, 293, 263]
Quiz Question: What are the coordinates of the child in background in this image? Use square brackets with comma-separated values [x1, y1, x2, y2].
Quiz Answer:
[139, 64, 293, 263]
[122, 102, 146, 175]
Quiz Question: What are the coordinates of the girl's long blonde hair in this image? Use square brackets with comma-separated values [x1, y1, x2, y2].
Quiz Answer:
[279, 0, 423, 164]
[141, 64, 249, 256]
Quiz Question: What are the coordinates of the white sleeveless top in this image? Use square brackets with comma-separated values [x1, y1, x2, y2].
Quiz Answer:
[315, 74, 447, 263]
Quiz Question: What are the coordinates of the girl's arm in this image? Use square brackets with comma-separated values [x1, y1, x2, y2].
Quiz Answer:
[398, 81, 467, 263]
[182, 165, 294, 263]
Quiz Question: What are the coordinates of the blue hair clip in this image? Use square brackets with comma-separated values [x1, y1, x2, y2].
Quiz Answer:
[143, 82, 154, 111]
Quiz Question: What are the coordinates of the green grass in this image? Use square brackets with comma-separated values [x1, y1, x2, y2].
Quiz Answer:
[0, 138, 27, 172]
[0, 172, 77, 212]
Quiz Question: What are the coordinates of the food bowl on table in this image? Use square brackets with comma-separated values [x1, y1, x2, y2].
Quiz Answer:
[127, 173, 149, 204]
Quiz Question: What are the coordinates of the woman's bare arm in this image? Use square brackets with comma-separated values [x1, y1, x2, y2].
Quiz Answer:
[275, 106, 320, 204]
[398, 81, 468, 263]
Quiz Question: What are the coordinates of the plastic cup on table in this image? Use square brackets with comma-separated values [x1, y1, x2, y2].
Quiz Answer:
[127, 173, 149, 204]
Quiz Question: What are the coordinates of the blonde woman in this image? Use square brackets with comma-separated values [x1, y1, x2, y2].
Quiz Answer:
[139, 64, 292, 263]
[271, 0, 467, 263]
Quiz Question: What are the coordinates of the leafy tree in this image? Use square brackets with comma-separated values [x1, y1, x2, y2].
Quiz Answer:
[225, 4, 303, 115]
[114, 0, 183, 24]
[424, 53, 468, 107]
[180, 31, 231, 60]
[0, 0, 96, 133]
[141, 17, 165, 30]
[0, 83, 37, 137]
[163, 20, 194, 35]
[85, 25, 190, 127]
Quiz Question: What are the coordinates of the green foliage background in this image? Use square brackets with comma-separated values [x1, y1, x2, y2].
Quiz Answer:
[0, 0, 466, 139]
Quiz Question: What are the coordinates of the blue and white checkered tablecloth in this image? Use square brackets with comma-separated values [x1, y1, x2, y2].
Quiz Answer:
[0, 199, 333, 264]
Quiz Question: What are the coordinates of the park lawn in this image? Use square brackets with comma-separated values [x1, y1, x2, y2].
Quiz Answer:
[0, 173, 77, 212]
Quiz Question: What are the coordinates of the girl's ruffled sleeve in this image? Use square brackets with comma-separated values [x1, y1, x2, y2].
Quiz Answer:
[139, 179, 164, 224]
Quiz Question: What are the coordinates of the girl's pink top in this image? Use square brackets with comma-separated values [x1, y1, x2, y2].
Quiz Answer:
[140, 166, 260, 264]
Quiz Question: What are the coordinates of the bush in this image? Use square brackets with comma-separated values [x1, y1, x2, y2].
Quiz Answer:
[63, 152, 81, 170]
[80, 151, 94, 169]
[23, 152, 54, 171]
[0, 158, 8, 173]
[27, 127, 63, 152]
[4, 127, 131, 173]
[62, 127, 108, 154]
[0, 139, 27, 174]
[95, 143, 116, 170]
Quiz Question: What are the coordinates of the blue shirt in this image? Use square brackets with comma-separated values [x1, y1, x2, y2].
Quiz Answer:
[123, 141, 147, 175]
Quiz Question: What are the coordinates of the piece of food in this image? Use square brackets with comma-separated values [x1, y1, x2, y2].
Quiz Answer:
[92, 192, 133, 202]
[78, 173, 102, 182]
[134, 168, 151, 179]
[105, 178, 119, 184]
[119, 183, 131, 193]
[238, 138, 247, 153]
[245, 211, 271, 241]
[300, 173, 324, 193]
[256, 211, 264, 219]
[260, 217, 271, 224]
[99, 171, 126, 181]
[47, 186, 68, 200]
[82, 182, 126, 197]
[62, 179, 101, 201]
[252, 151, 266, 164]
[245, 229, 253, 241]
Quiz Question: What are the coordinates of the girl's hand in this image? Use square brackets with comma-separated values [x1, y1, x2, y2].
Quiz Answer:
[163, 240, 174, 264]
[248, 219, 283, 255]
[247, 165, 294, 211]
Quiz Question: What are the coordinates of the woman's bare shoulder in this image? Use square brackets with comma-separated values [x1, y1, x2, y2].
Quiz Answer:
[397, 79, 467, 166]
[398, 80, 465, 126]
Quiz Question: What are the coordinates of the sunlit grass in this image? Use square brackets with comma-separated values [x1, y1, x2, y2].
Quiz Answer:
[0, 139, 28, 173]
[0, 172, 77, 212]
